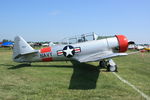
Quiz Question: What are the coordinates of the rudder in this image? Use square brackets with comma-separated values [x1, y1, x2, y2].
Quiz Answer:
[13, 36, 35, 59]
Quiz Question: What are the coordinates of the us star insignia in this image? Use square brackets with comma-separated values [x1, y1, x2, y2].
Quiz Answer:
[57, 45, 81, 58]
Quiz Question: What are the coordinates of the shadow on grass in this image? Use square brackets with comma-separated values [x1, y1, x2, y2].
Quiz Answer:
[8, 64, 28, 69]
[69, 61, 100, 90]
[6, 61, 100, 90]
[7, 64, 72, 69]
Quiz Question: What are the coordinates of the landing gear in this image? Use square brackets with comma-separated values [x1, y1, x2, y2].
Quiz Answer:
[98, 60, 106, 69]
[98, 59, 118, 72]
[107, 59, 118, 72]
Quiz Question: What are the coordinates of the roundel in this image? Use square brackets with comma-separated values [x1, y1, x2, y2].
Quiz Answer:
[63, 45, 75, 58]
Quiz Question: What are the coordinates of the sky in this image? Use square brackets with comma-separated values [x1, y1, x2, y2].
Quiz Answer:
[0, 0, 150, 43]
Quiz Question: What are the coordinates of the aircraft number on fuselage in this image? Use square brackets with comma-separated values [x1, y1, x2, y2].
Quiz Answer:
[40, 52, 52, 58]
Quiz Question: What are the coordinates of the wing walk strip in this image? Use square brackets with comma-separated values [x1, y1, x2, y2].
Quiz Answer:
[112, 72, 150, 100]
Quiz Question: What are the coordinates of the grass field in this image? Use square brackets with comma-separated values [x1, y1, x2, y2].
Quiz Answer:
[0, 48, 150, 100]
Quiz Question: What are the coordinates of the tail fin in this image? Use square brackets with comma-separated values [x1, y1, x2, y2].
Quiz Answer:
[13, 36, 35, 59]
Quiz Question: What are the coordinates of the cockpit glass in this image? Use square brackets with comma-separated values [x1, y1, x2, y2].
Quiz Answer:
[61, 33, 98, 44]
[60, 33, 114, 44]
[69, 38, 77, 44]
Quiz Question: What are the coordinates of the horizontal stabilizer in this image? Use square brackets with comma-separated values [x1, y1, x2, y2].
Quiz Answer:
[14, 50, 38, 59]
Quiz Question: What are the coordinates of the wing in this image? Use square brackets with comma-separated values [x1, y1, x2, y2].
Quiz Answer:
[127, 51, 140, 55]
[77, 51, 128, 63]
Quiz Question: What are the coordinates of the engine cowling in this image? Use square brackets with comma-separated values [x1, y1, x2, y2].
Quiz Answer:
[115, 35, 128, 52]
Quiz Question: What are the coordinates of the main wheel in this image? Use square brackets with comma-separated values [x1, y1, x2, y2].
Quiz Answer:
[106, 59, 118, 72]
[98, 60, 106, 69]
[107, 65, 118, 72]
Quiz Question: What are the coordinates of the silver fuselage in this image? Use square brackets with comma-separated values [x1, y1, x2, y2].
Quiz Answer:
[14, 36, 119, 63]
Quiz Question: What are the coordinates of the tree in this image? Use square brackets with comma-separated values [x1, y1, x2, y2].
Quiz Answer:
[2, 39, 13, 43]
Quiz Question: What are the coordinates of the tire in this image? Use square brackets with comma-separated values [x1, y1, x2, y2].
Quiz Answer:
[98, 60, 106, 69]
[107, 65, 117, 72]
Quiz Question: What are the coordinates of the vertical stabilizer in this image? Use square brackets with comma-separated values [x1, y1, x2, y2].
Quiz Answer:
[13, 36, 35, 58]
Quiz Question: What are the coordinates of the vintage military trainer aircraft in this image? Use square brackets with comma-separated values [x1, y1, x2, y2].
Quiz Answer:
[13, 33, 128, 72]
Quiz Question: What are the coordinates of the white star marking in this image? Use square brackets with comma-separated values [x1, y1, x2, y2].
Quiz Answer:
[63, 46, 74, 56]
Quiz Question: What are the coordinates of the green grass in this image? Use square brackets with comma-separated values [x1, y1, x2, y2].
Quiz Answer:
[0, 49, 150, 100]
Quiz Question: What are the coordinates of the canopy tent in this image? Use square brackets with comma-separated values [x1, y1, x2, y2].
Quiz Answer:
[1, 42, 14, 47]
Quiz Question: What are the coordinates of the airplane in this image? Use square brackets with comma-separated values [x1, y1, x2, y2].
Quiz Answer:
[13, 33, 128, 72]
[144, 45, 150, 52]
[135, 45, 145, 50]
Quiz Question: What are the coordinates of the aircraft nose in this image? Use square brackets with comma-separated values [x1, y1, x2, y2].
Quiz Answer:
[115, 35, 128, 52]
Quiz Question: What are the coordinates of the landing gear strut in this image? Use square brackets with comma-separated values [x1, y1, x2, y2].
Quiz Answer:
[98, 59, 118, 72]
